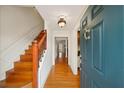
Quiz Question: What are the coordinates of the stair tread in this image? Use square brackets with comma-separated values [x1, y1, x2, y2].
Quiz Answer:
[25, 47, 32, 55]
[15, 61, 32, 65]
[25, 48, 32, 52]
[15, 61, 32, 66]
[20, 54, 32, 61]
[25, 49, 32, 51]
[21, 54, 32, 57]
[6, 75, 32, 82]
[7, 70, 32, 76]
[6, 65, 32, 82]
[0, 80, 32, 88]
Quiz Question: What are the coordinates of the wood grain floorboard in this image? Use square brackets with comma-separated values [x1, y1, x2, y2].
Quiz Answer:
[44, 57, 80, 88]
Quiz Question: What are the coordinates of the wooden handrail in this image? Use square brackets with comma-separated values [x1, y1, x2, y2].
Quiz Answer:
[38, 33, 46, 49]
[38, 33, 47, 57]
[32, 30, 47, 88]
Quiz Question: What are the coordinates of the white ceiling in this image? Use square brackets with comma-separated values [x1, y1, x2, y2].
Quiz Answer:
[36, 5, 88, 32]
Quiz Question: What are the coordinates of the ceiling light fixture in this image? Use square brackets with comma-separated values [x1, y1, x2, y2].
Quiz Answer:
[58, 15, 66, 28]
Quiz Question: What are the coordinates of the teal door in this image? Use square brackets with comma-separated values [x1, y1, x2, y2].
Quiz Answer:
[80, 5, 124, 88]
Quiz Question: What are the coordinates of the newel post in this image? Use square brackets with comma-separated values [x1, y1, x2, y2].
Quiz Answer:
[32, 40, 39, 88]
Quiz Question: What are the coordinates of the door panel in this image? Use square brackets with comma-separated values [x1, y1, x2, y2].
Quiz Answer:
[80, 5, 124, 88]
[92, 21, 104, 74]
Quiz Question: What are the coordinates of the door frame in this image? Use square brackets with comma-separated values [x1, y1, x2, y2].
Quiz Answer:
[53, 37, 69, 65]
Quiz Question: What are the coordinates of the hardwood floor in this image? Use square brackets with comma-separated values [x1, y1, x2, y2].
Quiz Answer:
[44, 57, 80, 88]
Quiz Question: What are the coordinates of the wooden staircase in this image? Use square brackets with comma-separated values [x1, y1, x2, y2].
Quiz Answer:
[0, 30, 47, 88]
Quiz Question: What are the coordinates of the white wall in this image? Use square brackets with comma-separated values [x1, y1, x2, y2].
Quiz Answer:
[0, 6, 44, 80]
[69, 6, 88, 75]
[70, 30, 78, 75]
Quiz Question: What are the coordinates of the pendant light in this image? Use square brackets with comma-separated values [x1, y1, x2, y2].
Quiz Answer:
[58, 15, 66, 28]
